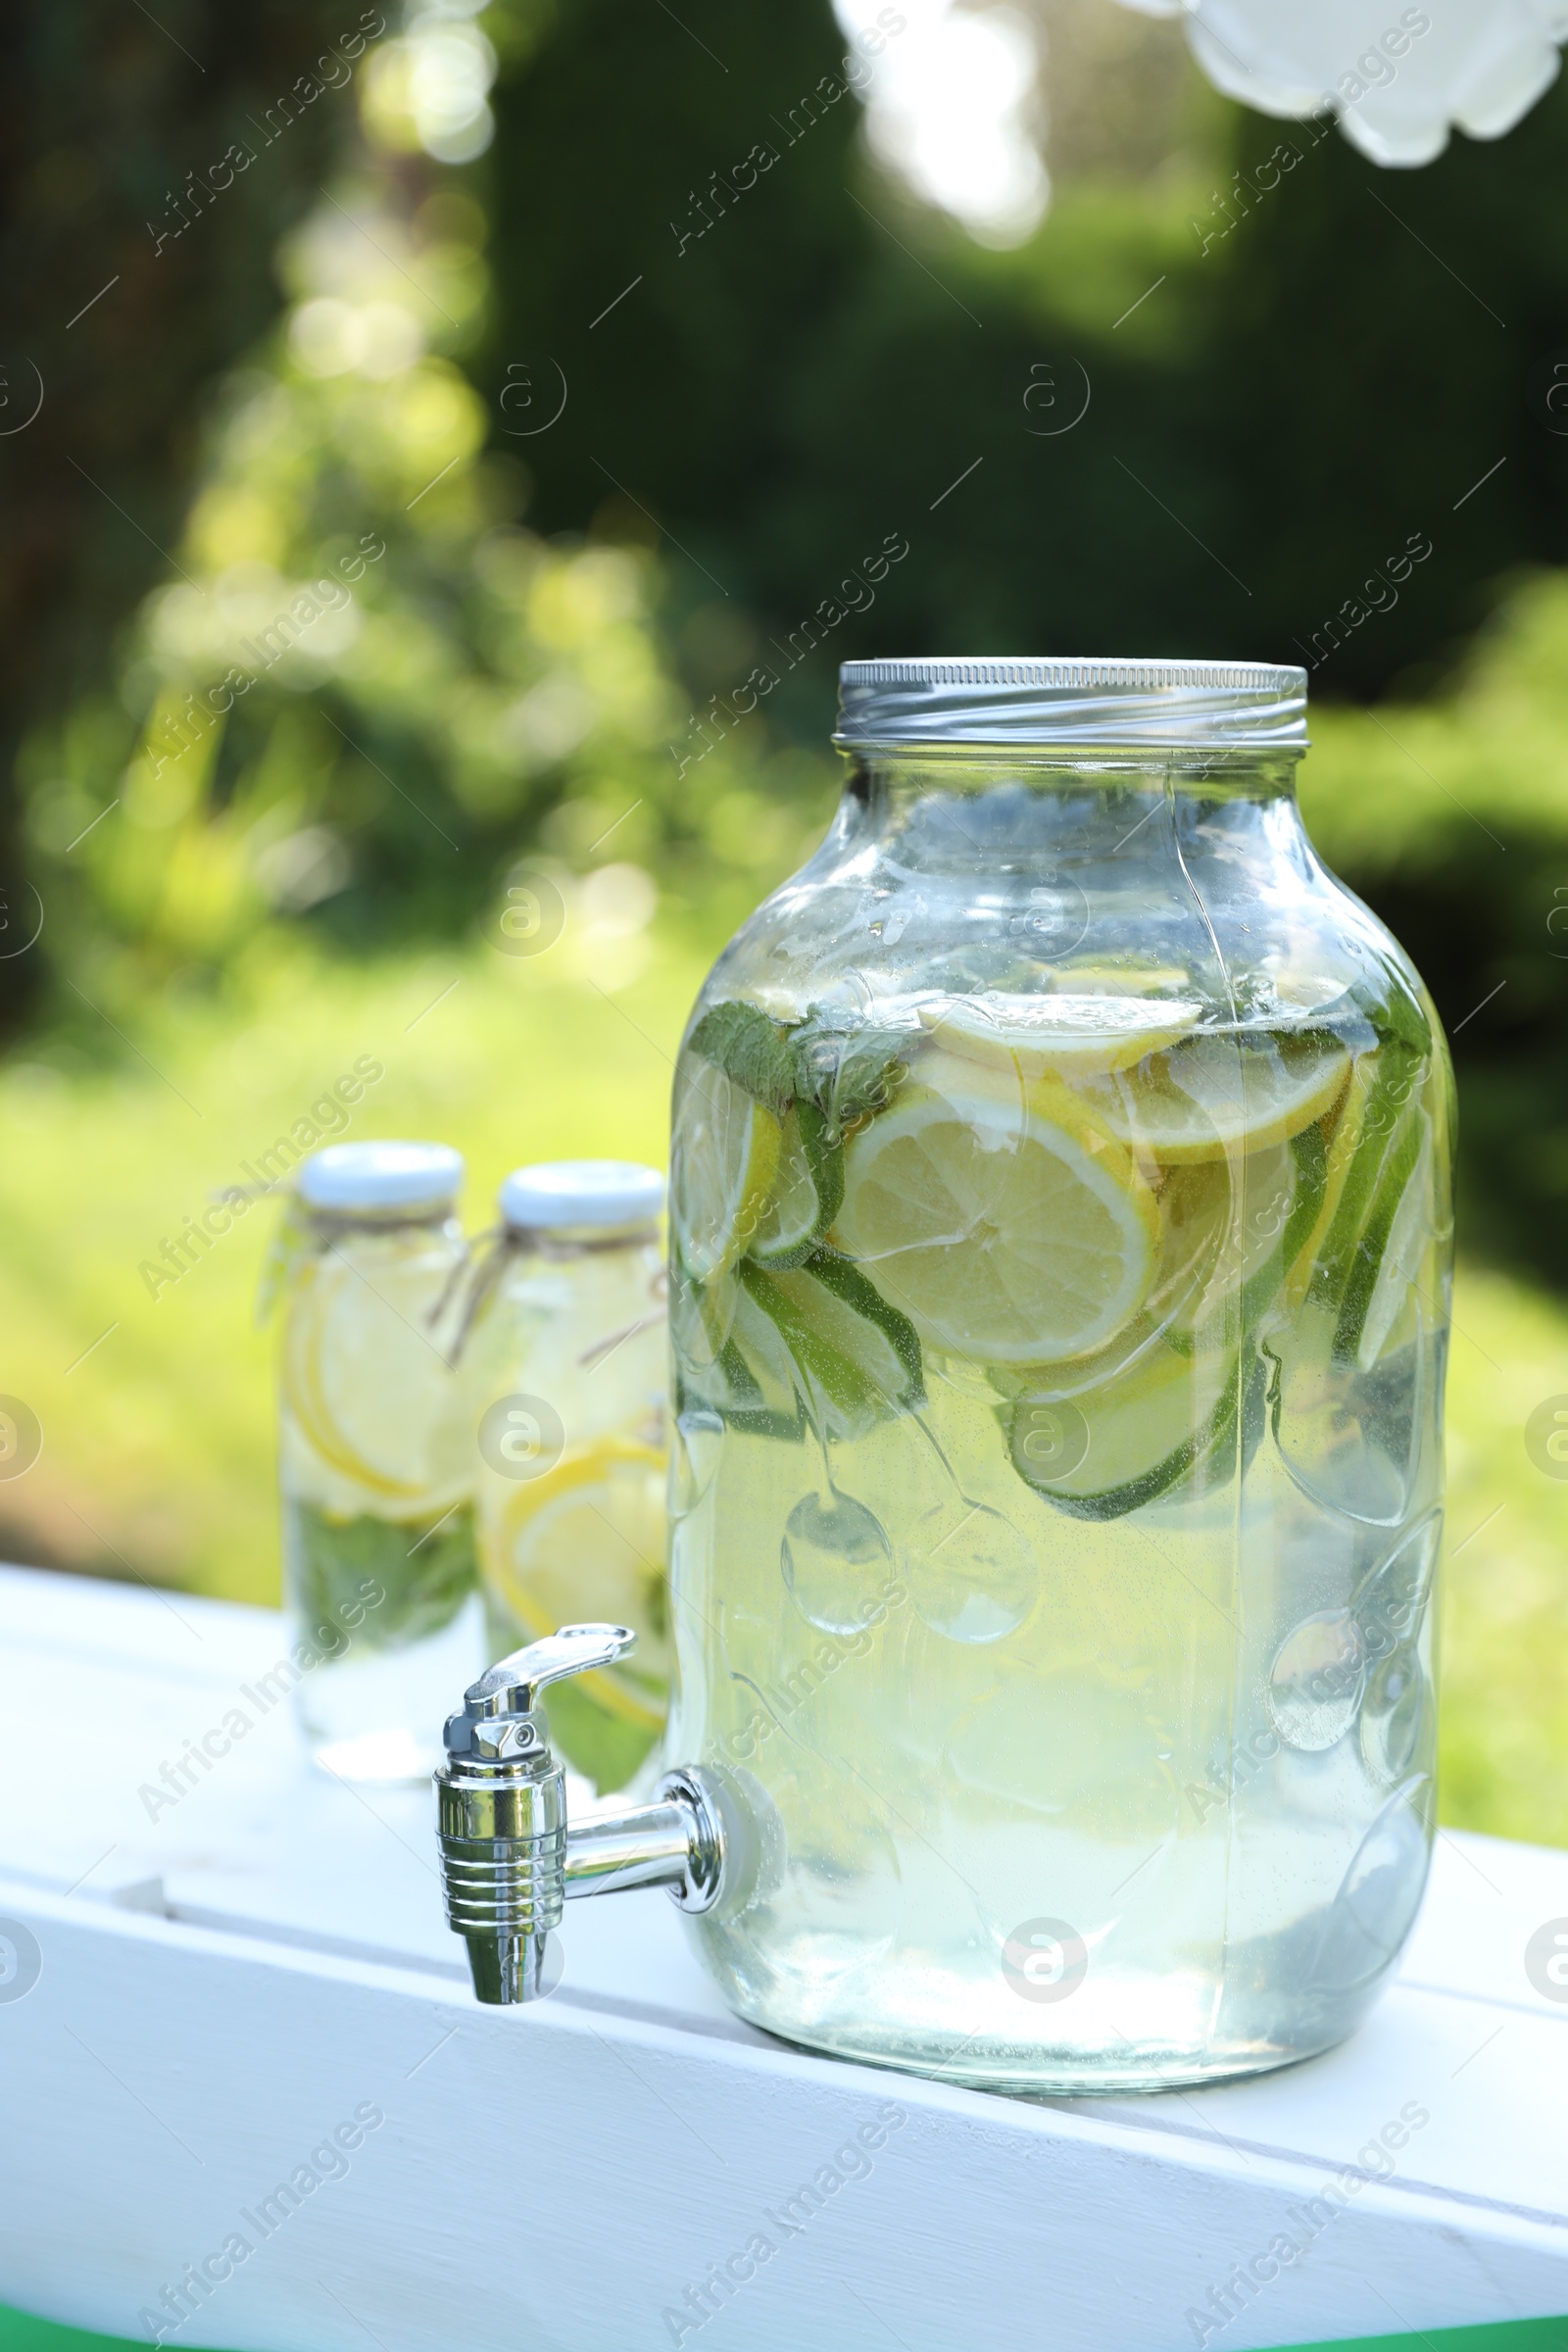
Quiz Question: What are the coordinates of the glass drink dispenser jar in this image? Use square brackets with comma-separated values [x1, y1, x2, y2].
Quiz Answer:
[434, 658, 1453, 2095]
[662, 657, 1452, 2092]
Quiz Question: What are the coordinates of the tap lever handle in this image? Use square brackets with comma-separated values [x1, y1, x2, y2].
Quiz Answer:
[466, 1621, 636, 1718]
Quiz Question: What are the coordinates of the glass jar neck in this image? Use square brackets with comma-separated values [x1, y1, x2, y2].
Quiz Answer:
[846, 743, 1301, 812]
[829, 744, 1311, 882]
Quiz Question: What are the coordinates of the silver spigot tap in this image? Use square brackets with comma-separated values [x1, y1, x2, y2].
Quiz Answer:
[434, 1622, 728, 2005]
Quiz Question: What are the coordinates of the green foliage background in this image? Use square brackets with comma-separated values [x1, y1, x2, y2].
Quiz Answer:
[0, 0, 1565, 1841]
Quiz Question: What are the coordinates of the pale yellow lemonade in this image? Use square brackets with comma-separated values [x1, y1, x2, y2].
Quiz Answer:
[466, 1163, 669, 1790]
[667, 924, 1450, 2084]
[278, 1144, 483, 1783]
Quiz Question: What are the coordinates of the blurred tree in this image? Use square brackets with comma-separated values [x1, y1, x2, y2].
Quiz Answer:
[11, 0, 1568, 1288]
[483, 0, 1568, 725]
[0, 0, 383, 1030]
[18, 13, 823, 1027]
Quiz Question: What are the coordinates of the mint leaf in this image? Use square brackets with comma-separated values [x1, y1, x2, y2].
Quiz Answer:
[789, 1009, 908, 1137]
[687, 1000, 794, 1117]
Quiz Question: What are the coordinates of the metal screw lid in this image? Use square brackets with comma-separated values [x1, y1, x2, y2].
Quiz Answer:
[835, 657, 1307, 751]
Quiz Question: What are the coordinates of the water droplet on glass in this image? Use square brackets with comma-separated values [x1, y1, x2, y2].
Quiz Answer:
[781, 1489, 893, 1635]
[907, 1500, 1037, 1643]
[1266, 1609, 1365, 1751]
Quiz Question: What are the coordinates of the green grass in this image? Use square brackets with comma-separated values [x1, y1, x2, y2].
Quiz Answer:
[0, 916, 711, 1606]
[2, 915, 1566, 1849]
[2, 2303, 1563, 2352]
[0, 2311, 141, 2352]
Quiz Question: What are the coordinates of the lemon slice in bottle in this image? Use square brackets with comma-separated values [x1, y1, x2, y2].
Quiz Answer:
[670, 1058, 781, 1281]
[1083, 1031, 1350, 1163]
[489, 1441, 667, 1728]
[920, 992, 1202, 1080]
[831, 1074, 1158, 1364]
[282, 1254, 452, 1505]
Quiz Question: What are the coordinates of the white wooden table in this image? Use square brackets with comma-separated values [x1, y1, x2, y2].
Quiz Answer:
[2, 1562, 1565, 2352]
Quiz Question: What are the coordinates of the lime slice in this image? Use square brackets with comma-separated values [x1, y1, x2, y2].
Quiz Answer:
[749, 1107, 818, 1263]
[1285, 1056, 1373, 1307]
[488, 1440, 668, 1729]
[670, 1057, 780, 1282]
[831, 1073, 1158, 1364]
[739, 1251, 922, 1427]
[670, 1259, 807, 1438]
[283, 1254, 459, 1506]
[1350, 1126, 1433, 1369]
[1304, 1037, 1429, 1327]
[1082, 1030, 1350, 1164]
[668, 1258, 738, 1375]
[921, 992, 1201, 1080]
[748, 1102, 845, 1268]
[1009, 1341, 1253, 1520]
[1333, 1113, 1429, 1369]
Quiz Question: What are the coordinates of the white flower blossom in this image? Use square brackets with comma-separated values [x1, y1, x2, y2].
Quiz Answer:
[1113, 0, 1568, 165]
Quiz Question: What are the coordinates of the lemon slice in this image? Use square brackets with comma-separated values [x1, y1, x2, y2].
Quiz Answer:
[920, 992, 1202, 1080]
[283, 1255, 457, 1505]
[489, 1441, 667, 1728]
[670, 1057, 780, 1281]
[1144, 1140, 1294, 1337]
[831, 1076, 1158, 1364]
[1082, 1031, 1350, 1164]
